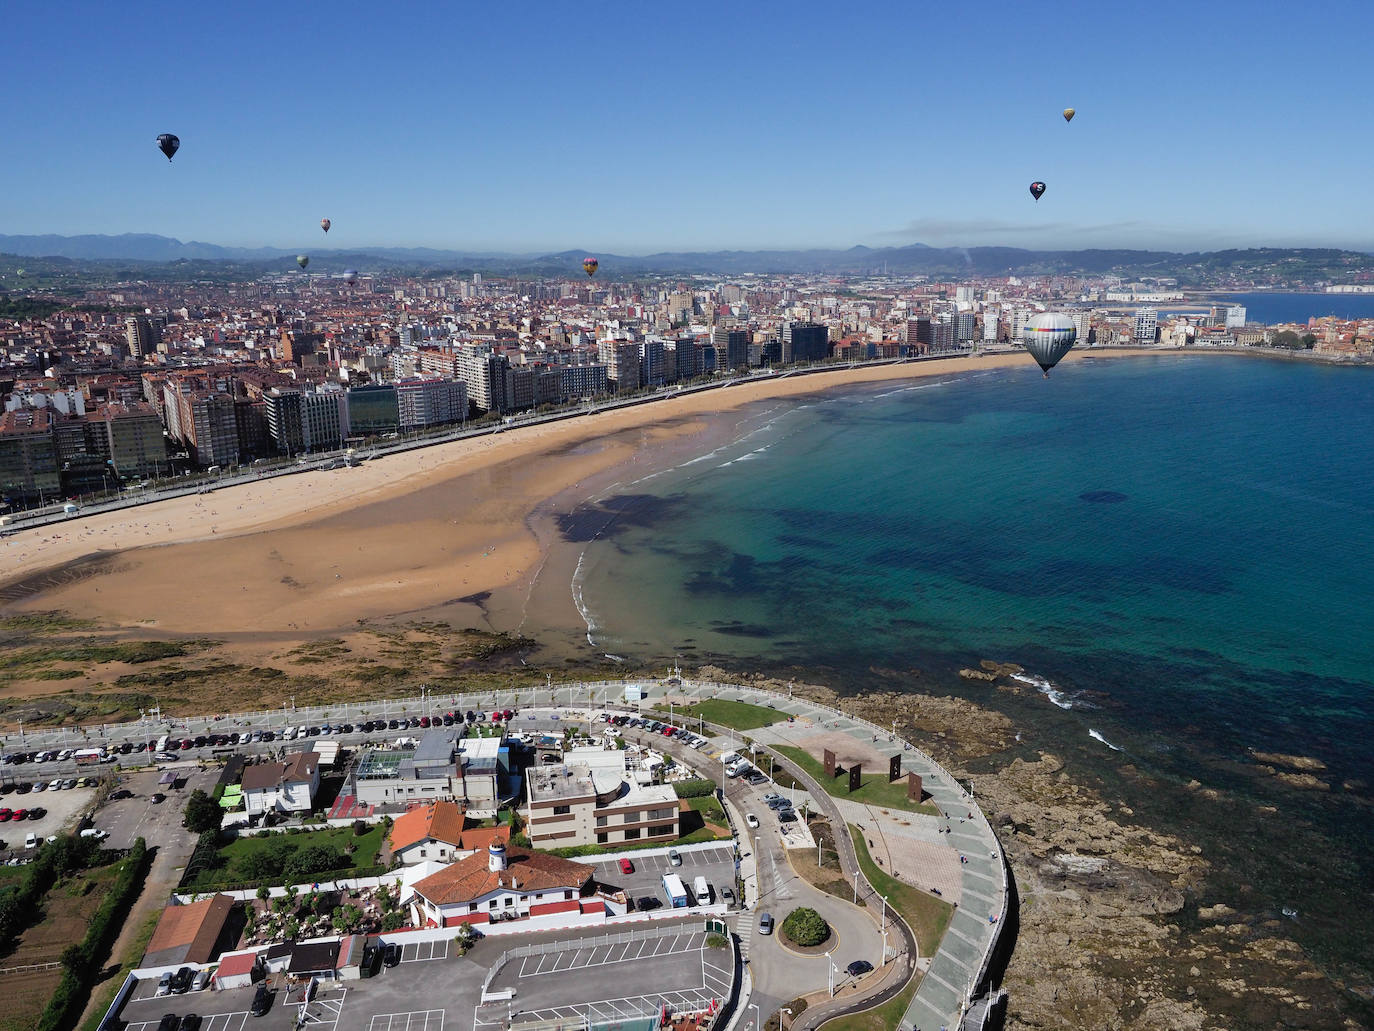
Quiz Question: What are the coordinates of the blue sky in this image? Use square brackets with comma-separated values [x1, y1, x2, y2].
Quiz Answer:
[5, 0, 1373, 254]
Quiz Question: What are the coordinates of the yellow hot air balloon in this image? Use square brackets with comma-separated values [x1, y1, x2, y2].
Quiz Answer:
[1063, 108, 1076, 123]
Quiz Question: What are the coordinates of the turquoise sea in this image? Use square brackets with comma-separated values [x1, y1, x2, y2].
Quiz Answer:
[566, 353, 1374, 993]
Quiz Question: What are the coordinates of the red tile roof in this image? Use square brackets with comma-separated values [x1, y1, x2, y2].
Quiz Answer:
[411, 847, 590, 906]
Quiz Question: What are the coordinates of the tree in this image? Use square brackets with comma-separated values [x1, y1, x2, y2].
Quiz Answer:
[182, 790, 221, 834]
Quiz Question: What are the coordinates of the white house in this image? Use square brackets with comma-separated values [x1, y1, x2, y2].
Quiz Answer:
[241, 751, 320, 815]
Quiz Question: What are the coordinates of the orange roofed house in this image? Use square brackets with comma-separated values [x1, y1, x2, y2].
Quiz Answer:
[406, 842, 622, 928]
[143, 893, 240, 968]
[388, 799, 511, 865]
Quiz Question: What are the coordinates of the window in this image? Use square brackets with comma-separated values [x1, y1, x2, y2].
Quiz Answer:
[620, 811, 640, 824]
[553, 805, 570, 816]
[623, 828, 641, 840]
[649, 824, 674, 836]
[596, 832, 608, 844]
[648, 807, 674, 821]
[595, 815, 608, 827]
[564, 890, 574, 900]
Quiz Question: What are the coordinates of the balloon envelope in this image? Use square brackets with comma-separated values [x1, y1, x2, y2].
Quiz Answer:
[1021, 312, 1077, 376]
[320, 218, 331, 233]
[156, 134, 180, 161]
[1029, 181, 1046, 201]
[1063, 108, 1075, 123]
[582, 257, 599, 277]
[296, 255, 310, 270]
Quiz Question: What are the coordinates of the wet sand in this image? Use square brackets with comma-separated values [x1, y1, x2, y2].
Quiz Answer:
[0, 350, 1160, 645]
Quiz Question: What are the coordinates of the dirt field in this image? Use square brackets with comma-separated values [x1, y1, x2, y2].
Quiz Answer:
[0, 860, 121, 1031]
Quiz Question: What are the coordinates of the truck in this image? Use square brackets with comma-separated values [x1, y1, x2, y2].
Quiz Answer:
[693, 875, 711, 905]
[662, 873, 688, 909]
[73, 748, 110, 766]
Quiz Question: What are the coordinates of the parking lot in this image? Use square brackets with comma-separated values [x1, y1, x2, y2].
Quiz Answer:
[0, 780, 97, 860]
[96, 766, 221, 852]
[477, 928, 733, 1031]
[578, 842, 738, 909]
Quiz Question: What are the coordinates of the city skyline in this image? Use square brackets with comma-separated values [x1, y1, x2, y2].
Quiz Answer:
[7, 2, 1374, 254]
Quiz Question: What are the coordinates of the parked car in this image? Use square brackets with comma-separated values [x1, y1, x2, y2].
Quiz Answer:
[635, 896, 661, 911]
[151, 792, 166, 804]
[759, 912, 774, 935]
[155, 972, 173, 997]
[170, 966, 195, 993]
[383, 943, 402, 968]
[28, 807, 46, 819]
[720, 886, 736, 906]
[191, 968, 212, 992]
[668, 849, 682, 866]
[157, 1015, 178, 1031]
[250, 984, 274, 1017]
[178, 1015, 202, 1031]
[846, 960, 873, 977]
[618, 858, 635, 875]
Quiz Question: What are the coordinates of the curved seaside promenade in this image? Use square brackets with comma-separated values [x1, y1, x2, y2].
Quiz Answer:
[5, 675, 1010, 1031]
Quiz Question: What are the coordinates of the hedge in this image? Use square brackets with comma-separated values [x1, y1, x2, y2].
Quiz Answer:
[37, 837, 151, 1031]
[673, 779, 717, 799]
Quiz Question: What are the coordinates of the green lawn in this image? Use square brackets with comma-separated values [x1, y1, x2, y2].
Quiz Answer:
[774, 745, 940, 816]
[189, 824, 386, 890]
[849, 824, 952, 958]
[687, 795, 727, 824]
[654, 698, 781, 732]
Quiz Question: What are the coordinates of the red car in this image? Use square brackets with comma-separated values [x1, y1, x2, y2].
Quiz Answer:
[180, 739, 193, 750]
[419, 716, 431, 728]
[619, 858, 634, 874]
[0, 810, 11, 822]
[11, 808, 26, 821]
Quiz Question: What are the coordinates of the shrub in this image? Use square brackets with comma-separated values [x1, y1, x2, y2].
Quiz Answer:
[183, 789, 222, 834]
[780, 907, 830, 947]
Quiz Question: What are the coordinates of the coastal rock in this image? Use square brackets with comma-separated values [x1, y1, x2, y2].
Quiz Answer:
[1249, 750, 1327, 772]
[959, 667, 998, 682]
[1273, 772, 1330, 791]
[1198, 903, 1238, 921]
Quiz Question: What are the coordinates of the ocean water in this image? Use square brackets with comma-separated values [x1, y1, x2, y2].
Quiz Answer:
[1218, 291, 1374, 325]
[568, 353, 1374, 989]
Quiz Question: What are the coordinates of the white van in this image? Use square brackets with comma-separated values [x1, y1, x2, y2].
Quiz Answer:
[693, 876, 711, 905]
[155, 735, 170, 753]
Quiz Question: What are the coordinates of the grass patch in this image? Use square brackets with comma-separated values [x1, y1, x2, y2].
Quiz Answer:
[774, 745, 940, 816]
[687, 795, 726, 824]
[653, 698, 781, 732]
[187, 825, 386, 891]
[849, 824, 951, 958]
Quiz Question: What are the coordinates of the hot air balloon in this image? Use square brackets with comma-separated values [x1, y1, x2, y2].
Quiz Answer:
[1021, 312, 1077, 377]
[1062, 108, 1075, 123]
[296, 255, 310, 270]
[156, 134, 180, 161]
[343, 269, 358, 284]
[320, 218, 331, 234]
[582, 257, 599, 277]
[1029, 181, 1046, 202]
[15, 269, 24, 278]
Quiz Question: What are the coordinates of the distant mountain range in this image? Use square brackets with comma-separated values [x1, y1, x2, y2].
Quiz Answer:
[2, 233, 1374, 282]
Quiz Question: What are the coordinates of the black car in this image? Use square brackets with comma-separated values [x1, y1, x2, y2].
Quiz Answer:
[766, 796, 790, 810]
[28, 806, 46, 819]
[157, 1015, 179, 1031]
[170, 966, 195, 993]
[846, 960, 873, 977]
[178, 1015, 202, 1031]
[382, 942, 403, 967]
[250, 984, 274, 1017]
[151, 792, 166, 803]
[387, 720, 400, 730]
[635, 896, 661, 911]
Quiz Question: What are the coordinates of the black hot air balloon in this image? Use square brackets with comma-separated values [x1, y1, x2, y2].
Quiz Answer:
[1029, 181, 1046, 202]
[296, 255, 310, 270]
[157, 134, 180, 161]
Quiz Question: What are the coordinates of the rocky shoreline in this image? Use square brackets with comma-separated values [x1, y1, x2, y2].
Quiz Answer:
[696, 666, 1361, 1031]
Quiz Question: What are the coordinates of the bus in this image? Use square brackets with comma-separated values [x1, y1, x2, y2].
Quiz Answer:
[661, 873, 688, 909]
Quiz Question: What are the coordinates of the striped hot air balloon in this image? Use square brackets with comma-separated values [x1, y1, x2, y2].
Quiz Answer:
[1021, 312, 1077, 377]
[582, 257, 599, 277]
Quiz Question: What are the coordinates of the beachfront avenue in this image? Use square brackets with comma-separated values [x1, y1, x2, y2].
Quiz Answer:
[1, 677, 1009, 1031]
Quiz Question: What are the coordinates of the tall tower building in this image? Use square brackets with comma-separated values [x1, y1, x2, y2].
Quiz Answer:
[1134, 307, 1158, 343]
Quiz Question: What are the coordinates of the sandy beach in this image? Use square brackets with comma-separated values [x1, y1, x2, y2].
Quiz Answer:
[0, 349, 1160, 647]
